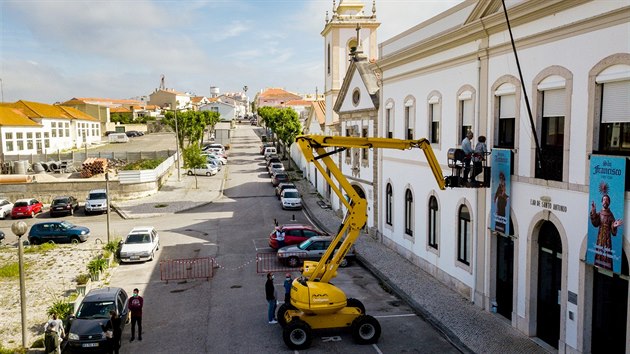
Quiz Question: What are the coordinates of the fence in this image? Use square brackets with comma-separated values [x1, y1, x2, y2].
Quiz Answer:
[256, 252, 307, 273]
[118, 153, 178, 184]
[159, 257, 215, 283]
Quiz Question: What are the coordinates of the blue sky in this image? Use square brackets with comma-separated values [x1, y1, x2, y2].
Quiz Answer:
[0, 0, 463, 104]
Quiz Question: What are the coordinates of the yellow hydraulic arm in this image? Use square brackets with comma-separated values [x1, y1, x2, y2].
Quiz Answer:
[295, 135, 446, 284]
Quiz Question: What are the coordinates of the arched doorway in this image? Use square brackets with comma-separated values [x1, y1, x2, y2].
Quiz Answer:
[591, 251, 628, 353]
[496, 220, 515, 320]
[537, 221, 562, 348]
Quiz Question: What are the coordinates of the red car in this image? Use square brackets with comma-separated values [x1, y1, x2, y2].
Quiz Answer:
[269, 224, 329, 250]
[11, 198, 43, 218]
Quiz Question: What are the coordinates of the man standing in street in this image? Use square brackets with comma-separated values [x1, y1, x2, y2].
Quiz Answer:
[283, 273, 292, 304]
[128, 288, 144, 342]
[265, 273, 277, 324]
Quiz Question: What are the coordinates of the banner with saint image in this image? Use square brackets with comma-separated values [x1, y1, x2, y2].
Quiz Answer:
[586, 155, 625, 274]
[490, 149, 511, 235]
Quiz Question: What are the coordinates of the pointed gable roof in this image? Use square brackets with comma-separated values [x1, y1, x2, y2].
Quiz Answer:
[333, 58, 380, 113]
[8, 100, 97, 121]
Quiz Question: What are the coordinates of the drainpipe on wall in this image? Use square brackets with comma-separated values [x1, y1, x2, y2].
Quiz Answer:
[472, 56, 482, 304]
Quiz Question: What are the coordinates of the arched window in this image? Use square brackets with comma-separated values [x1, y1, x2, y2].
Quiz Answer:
[428, 93, 441, 144]
[428, 196, 438, 249]
[457, 205, 471, 265]
[405, 189, 413, 236]
[385, 183, 393, 226]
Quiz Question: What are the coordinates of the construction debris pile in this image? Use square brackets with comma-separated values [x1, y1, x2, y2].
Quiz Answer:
[81, 158, 108, 178]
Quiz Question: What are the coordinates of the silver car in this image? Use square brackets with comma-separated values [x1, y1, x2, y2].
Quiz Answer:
[276, 236, 355, 268]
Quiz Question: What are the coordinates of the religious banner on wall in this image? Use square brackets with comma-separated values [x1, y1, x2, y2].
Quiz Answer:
[490, 149, 511, 235]
[586, 155, 625, 274]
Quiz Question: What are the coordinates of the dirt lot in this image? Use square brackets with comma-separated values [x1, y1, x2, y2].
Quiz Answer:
[0, 242, 110, 350]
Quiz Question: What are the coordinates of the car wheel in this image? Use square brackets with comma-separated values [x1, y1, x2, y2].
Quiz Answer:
[339, 258, 349, 268]
[70, 237, 80, 244]
[30, 238, 40, 245]
[206, 172, 211, 176]
[346, 298, 365, 314]
[187, 170, 193, 176]
[283, 319, 312, 350]
[84, 209, 90, 216]
[351, 315, 381, 345]
[287, 257, 300, 268]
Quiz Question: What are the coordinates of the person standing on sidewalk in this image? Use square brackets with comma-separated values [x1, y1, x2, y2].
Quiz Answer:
[265, 273, 277, 324]
[44, 313, 64, 354]
[105, 310, 122, 354]
[128, 288, 144, 341]
[283, 273, 292, 304]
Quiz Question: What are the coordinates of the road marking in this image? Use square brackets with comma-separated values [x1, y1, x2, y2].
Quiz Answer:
[321, 336, 342, 342]
[372, 343, 384, 354]
[372, 313, 416, 318]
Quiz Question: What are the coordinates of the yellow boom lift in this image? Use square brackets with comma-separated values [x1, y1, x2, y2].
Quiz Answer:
[278, 135, 446, 349]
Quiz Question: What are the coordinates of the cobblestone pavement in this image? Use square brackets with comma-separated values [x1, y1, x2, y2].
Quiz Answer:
[117, 127, 550, 354]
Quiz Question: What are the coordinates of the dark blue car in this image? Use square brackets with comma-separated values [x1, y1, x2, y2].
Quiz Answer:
[28, 221, 90, 244]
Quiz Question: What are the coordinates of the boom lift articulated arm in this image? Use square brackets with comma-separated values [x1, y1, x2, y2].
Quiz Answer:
[278, 135, 446, 349]
[295, 135, 446, 284]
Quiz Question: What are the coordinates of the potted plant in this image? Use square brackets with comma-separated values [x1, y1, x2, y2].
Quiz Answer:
[87, 258, 107, 281]
[75, 273, 91, 296]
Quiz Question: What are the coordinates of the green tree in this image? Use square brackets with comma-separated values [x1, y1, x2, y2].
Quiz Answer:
[275, 108, 302, 169]
[182, 145, 207, 189]
[257, 106, 280, 144]
[163, 110, 216, 150]
[201, 110, 221, 145]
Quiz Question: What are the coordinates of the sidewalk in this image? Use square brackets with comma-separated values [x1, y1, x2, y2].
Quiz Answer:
[115, 146, 548, 354]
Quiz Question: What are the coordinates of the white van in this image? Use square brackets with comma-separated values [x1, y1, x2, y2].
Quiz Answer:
[263, 146, 277, 157]
[108, 133, 129, 143]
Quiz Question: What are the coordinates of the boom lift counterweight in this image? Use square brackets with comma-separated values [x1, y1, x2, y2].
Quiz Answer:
[277, 135, 446, 349]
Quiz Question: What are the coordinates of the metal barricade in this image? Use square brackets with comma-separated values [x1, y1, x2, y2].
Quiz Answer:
[159, 257, 214, 283]
[256, 252, 307, 273]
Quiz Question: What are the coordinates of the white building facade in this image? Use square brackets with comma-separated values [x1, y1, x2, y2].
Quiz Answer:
[376, 1, 629, 353]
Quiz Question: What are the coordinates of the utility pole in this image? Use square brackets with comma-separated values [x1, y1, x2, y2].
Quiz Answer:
[105, 172, 110, 243]
[174, 108, 181, 182]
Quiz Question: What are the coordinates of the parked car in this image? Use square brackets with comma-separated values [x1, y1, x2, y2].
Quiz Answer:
[28, 221, 90, 244]
[0, 199, 14, 219]
[268, 163, 285, 177]
[119, 226, 160, 263]
[125, 130, 141, 137]
[277, 236, 356, 267]
[202, 153, 227, 165]
[66, 287, 129, 353]
[260, 142, 273, 155]
[266, 157, 281, 169]
[207, 158, 222, 171]
[268, 224, 328, 250]
[11, 198, 43, 219]
[203, 143, 225, 151]
[271, 172, 290, 186]
[49, 195, 79, 217]
[275, 182, 296, 199]
[280, 188, 302, 210]
[203, 147, 225, 156]
[84, 189, 108, 215]
[187, 163, 218, 176]
[263, 146, 277, 158]
[108, 133, 129, 143]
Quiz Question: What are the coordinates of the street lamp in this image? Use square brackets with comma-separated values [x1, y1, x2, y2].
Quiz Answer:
[11, 221, 28, 348]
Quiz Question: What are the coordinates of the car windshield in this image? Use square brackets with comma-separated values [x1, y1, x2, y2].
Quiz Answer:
[126, 233, 150, 244]
[14, 202, 27, 207]
[88, 193, 107, 200]
[52, 198, 69, 205]
[76, 301, 115, 319]
[60, 221, 74, 229]
[283, 191, 299, 198]
[298, 239, 315, 250]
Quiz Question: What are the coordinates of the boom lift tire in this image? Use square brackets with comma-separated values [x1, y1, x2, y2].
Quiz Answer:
[351, 314, 381, 344]
[277, 303, 296, 327]
[346, 298, 365, 314]
[283, 319, 313, 350]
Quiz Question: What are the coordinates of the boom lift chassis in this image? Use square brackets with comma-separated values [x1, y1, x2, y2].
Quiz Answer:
[277, 135, 446, 349]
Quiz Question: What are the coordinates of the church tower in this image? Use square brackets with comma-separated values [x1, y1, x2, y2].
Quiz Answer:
[321, 0, 380, 133]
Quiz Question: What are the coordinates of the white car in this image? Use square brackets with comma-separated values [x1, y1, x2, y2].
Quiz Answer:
[187, 163, 218, 176]
[0, 199, 13, 219]
[84, 189, 108, 215]
[119, 226, 160, 263]
[281, 188, 303, 210]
